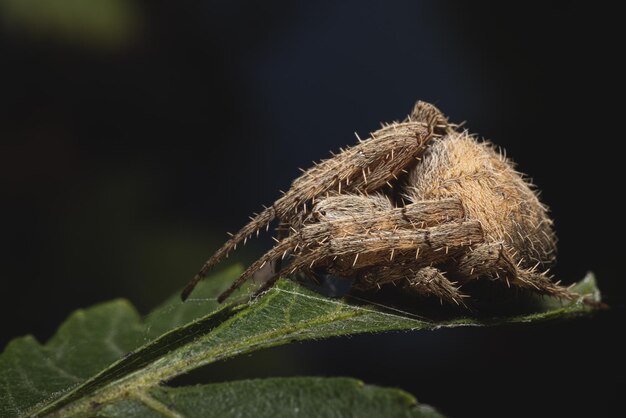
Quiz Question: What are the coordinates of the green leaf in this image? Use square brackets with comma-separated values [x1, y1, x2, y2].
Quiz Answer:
[91, 377, 443, 418]
[0, 270, 600, 418]
[0, 265, 242, 418]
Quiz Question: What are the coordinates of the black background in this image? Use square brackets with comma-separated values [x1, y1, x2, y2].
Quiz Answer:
[1, 2, 623, 417]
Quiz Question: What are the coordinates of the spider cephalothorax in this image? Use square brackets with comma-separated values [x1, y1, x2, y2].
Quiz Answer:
[182, 101, 575, 306]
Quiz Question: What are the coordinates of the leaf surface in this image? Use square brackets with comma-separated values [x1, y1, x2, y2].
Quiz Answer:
[0, 269, 600, 417]
[92, 377, 443, 418]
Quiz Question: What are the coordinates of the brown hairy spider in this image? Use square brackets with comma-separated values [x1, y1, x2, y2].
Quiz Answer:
[182, 101, 576, 307]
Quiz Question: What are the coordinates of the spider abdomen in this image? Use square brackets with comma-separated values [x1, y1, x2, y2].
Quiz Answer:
[405, 133, 556, 271]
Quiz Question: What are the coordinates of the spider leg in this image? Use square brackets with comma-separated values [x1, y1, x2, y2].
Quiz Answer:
[514, 269, 577, 300]
[283, 220, 483, 278]
[355, 263, 468, 307]
[454, 243, 577, 300]
[311, 197, 466, 238]
[216, 197, 477, 303]
[402, 267, 468, 307]
[182, 103, 449, 300]
[407, 101, 452, 134]
[216, 235, 298, 303]
[455, 243, 517, 282]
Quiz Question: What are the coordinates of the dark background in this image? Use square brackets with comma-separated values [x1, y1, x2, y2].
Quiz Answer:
[1, 1, 622, 417]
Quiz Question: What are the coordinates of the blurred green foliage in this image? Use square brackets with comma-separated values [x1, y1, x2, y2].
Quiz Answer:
[0, 0, 141, 48]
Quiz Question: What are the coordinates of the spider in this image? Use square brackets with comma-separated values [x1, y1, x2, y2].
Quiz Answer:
[181, 101, 576, 307]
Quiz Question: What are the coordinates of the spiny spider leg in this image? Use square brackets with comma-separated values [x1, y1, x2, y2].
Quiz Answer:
[283, 221, 482, 275]
[216, 198, 475, 302]
[455, 243, 517, 282]
[352, 263, 468, 306]
[455, 243, 577, 300]
[216, 236, 297, 302]
[514, 270, 577, 300]
[402, 267, 468, 307]
[183, 107, 447, 300]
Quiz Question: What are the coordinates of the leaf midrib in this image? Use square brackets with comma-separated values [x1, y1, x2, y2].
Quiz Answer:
[37, 289, 373, 417]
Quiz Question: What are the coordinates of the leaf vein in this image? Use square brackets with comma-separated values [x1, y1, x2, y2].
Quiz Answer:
[103, 308, 125, 357]
[133, 390, 185, 418]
